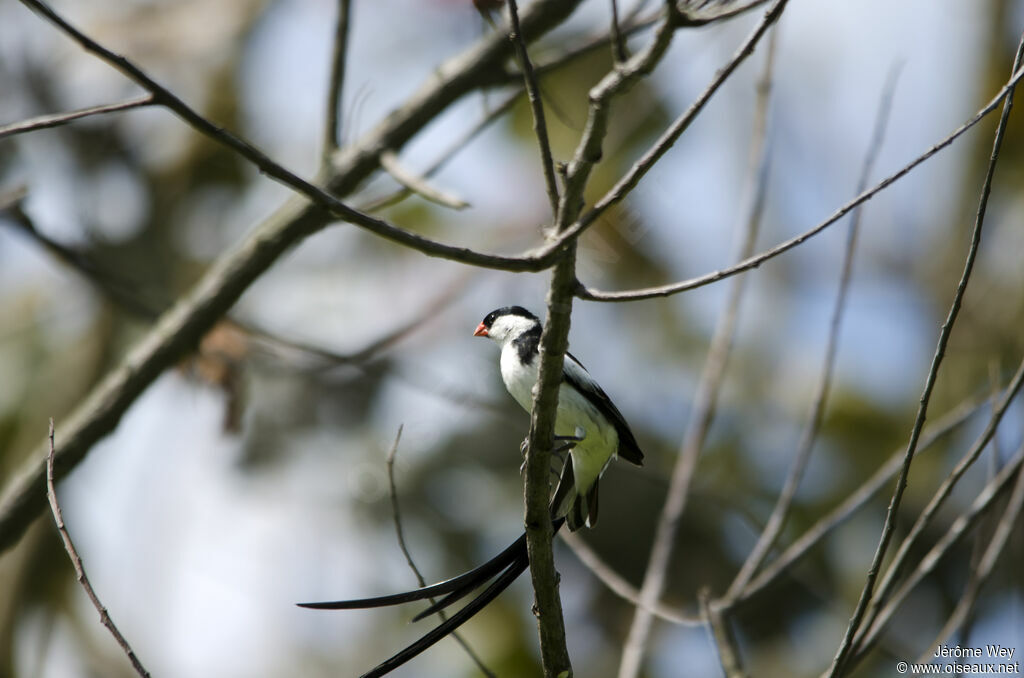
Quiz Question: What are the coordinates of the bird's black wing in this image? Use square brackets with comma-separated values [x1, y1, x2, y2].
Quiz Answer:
[563, 352, 644, 465]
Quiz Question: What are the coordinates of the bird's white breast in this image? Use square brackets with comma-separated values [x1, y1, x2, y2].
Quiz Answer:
[500, 343, 538, 412]
[499, 343, 618, 494]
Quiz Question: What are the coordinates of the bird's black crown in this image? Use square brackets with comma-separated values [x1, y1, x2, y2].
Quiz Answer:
[480, 306, 538, 329]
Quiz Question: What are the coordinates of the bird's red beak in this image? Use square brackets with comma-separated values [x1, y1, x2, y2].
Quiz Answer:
[473, 323, 488, 337]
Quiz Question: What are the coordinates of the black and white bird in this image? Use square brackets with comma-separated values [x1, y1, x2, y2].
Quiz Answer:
[473, 305, 644, 530]
[299, 307, 643, 678]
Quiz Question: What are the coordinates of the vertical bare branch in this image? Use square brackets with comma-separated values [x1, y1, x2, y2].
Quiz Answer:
[616, 24, 778, 678]
[699, 589, 748, 678]
[725, 66, 899, 600]
[560, 531, 702, 624]
[507, 0, 560, 214]
[322, 0, 353, 165]
[848, 356, 1024, 660]
[46, 420, 151, 678]
[517, 3, 713, 673]
[916, 443, 1024, 663]
[827, 32, 1024, 677]
[570, 0, 789, 240]
[522, 246, 577, 678]
[1, 0, 587, 558]
[735, 396, 986, 605]
[609, 0, 628, 63]
[384, 427, 496, 678]
[850, 442, 1024, 666]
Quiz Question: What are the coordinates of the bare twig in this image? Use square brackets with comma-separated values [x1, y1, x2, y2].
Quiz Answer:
[849, 356, 1024, 659]
[559, 531, 702, 625]
[563, 394, 980, 622]
[522, 247, 577, 678]
[379, 150, 470, 210]
[322, 0, 352, 164]
[0, 95, 154, 141]
[953, 360, 1005, 645]
[566, 0, 788, 246]
[507, 0, 560, 215]
[555, 1, 697, 235]
[616, 24, 778, 678]
[3, 196, 162, 319]
[736, 396, 985, 606]
[699, 589, 748, 678]
[384, 427, 496, 678]
[725, 66, 899, 600]
[915, 443, 1024, 663]
[16, 0, 582, 274]
[827, 33, 1024, 678]
[358, 89, 520, 213]
[4, 191, 471, 380]
[1, 0, 585, 556]
[46, 420, 151, 678]
[676, 0, 772, 26]
[577, 60, 1024, 302]
[0, 186, 29, 211]
[517, 2, 727, 671]
[851, 442, 1024, 667]
[609, 0, 628, 63]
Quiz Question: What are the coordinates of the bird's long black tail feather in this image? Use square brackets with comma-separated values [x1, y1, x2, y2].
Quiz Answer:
[296, 531, 528, 610]
[299, 454, 576, 677]
[359, 552, 530, 678]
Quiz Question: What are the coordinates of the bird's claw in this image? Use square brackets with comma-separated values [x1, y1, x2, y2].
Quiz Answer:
[521, 427, 586, 474]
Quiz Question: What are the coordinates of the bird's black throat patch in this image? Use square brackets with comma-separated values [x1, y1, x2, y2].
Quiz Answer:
[513, 324, 541, 365]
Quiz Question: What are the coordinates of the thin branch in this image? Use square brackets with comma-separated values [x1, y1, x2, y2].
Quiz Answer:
[3, 194, 468, 375]
[724, 66, 899, 600]
[952, 360, 1006, 646]
[0, 186, 29, 211]
[357, 89, 521, 213]
[522, 246, 577, 678]
[851, 442, 1024, 667]
[517, 1, 722, 671]
[0, 0, 587, 556]
[556, 2, 687, 227]
[566, 0, 788, 244]
[46, 420, 151, 678]
[915, 443, 1024, 664]
[530, 11, 660, 81]
[507, 0, 560, 215]
[675, 0, 773, 26]
[577, 60, 1024, 302]
[0, 95, 154, 141]
[523, 0, 775, 89]
[3, 196, 162, 319]
[849, 355, 1024, 659]
[616, 23, 778, 678]
[609, 0, 628, 63]
[384, 427, 496, 678]
[699, 589, 748, 678]
[559, 531, 702, 625]
[735, 396, 985, 606]
[16, 0, 581, 273]
[827, 33, 1024, 677]
[322, 0, 353, 165]
[379, 150, 470, 210]
[563, 392, 979, 622]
